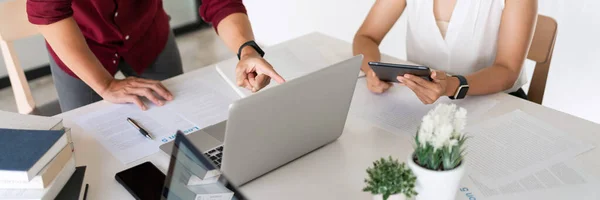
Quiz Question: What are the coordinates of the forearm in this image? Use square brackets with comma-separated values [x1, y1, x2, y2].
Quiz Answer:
[445, 65, 519, 96]
[353, 34, 381, 73]
[37, 17, 112, 95]
[215, 13, 258, 58]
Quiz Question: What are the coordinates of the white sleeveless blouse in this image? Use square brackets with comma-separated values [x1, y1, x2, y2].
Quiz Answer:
[405, 0, 527, 92]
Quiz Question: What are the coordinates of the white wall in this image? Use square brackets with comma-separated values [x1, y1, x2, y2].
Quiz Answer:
[245, 0, 600, 124]
[0, 0, 198, 76]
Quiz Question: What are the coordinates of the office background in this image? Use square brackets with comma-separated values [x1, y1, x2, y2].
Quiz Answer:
[0, 0, 599, 124]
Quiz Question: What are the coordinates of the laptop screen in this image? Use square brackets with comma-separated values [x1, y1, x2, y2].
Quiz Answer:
[162, 131, 248, 200]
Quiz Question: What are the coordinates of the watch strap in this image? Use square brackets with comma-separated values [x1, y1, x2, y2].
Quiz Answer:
[449, 75, 468, 100]
[237, 41, 265, 60]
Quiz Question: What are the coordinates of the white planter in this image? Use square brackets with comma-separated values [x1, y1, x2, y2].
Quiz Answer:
[372, 194, 407, 200]
[407, 154, 465, 200]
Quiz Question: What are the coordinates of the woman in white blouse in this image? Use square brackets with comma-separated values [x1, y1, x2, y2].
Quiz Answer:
[353, 0, 537, 104]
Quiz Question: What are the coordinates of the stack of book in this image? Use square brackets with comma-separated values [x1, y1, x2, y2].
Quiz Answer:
[0, 111, 75, 200]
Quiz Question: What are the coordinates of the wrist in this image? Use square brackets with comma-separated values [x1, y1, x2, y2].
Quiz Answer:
[239, 45, 260, 59]
[95, 76, 115, 97]
[445, 76, 460, 97]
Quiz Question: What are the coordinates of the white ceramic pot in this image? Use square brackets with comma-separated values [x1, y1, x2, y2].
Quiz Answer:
[372, 194, 407, 200]
[407, 154, 465, 200]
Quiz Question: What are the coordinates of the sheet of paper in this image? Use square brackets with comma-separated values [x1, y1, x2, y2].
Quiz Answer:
[350, 79, 498, 135]
[149, 77, 235, 141]
[75, 105, 172, 164]
[456, 161, 600, 199]
[75, 70, 237, 164]
[465, 110, 595, 188]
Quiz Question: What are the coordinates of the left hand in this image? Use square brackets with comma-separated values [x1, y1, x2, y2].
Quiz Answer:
[236, 53, 285, 92]
[397, 70, 451, 104]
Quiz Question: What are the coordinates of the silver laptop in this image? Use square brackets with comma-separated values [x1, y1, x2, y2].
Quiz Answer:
[160, 55, 363, 186]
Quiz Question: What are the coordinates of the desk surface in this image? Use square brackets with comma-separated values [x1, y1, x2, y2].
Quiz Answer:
[56, 33, 600, 200]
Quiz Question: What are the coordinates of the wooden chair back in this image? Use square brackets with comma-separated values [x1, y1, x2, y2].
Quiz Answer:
[526, 15, 558, 104]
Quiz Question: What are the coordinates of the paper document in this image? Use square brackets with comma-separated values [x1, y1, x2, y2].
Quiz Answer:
[456, 161, 599, 199]
[149, 78, 234, 138]
[350, 79, 497, 135]
[465, 110, 595, 188]
[75, 71, 237, 164]
[76, 105, 172, 164]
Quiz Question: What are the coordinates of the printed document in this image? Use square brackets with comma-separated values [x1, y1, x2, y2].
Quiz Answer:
[456, 161, 599, 199]
[465, 110, 595, 188]
[75, 69, 237, 164]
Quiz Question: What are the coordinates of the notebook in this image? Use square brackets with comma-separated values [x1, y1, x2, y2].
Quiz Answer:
[0, 144, 73, 188]
[0, 129, 68, 181]
[0, 158, 76, 200]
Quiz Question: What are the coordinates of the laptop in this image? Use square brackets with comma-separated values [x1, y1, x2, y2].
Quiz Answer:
[160, 55, 363, 186]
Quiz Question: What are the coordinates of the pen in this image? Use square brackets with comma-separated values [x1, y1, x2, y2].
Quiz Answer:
[127, 117, 153, 140]
[83, 184, 89, 200]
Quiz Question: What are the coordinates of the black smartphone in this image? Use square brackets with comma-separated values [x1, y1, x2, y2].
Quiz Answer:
[115, 162, 165, 200]
[368, 61, 432, 82]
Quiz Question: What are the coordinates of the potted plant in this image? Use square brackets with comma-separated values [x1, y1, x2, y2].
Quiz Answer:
[363, 156, 418, 200]
[407, 104, 468, 200]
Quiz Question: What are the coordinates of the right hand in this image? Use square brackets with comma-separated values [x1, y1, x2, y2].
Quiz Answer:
[366, 70, 392, 93]
[99, 77, 173, 110]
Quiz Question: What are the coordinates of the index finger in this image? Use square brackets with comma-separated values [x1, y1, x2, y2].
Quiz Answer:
[257, 63, 285, 83]
[264, 68, 285, 84]
[404, 74, 436, 88]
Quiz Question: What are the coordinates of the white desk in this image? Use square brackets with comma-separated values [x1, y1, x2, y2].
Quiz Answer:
[56, 33, 600, 199]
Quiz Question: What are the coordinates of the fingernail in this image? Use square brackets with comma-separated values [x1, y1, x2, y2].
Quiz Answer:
[142, 106, 147, 110]
[404, 74, 411, 78]
[158, 100, 164, 106]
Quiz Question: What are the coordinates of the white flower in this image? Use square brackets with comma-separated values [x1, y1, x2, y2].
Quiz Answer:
[418, 115, 434, 147]
[432, 123, 453, 150]
[453, 107, 467, 135]
[416, 103, 467, 151]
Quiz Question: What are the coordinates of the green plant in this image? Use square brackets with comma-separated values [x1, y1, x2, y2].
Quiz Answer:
[363, 156, 418, 200]
[413, 103, 469, 171]
[414, 133, 468, 171]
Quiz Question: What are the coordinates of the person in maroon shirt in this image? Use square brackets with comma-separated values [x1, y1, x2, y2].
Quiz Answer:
[27, 0, 285, 112]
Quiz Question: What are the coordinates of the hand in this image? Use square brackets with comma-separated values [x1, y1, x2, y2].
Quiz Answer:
[236, 53, 285, 92]
[99, 77, 173, 110]
[397, 70, 450, 104]
[366, 70, 392, 93]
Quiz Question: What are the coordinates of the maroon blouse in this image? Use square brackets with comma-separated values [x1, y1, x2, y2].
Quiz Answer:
[27, 0, 247, 78]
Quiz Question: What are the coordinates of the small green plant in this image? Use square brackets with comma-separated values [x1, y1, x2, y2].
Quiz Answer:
[363, 156, 418, 200]
[414, 104, 468, 171]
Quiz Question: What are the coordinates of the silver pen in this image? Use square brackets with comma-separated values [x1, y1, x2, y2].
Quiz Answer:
[127, 117, 153, 140]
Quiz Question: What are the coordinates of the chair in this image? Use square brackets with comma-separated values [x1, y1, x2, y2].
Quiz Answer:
[0, 0, 41, 114]
[526, 15, 558, 105]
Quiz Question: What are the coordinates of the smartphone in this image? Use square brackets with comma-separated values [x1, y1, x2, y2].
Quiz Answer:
[368, 62, 432, 82]
[115, 162, 165, 200]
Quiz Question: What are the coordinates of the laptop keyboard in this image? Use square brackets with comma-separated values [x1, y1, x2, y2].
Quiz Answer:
[204, 145, 224, 168]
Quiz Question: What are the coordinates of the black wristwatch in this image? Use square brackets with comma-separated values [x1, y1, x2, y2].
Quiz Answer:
[237, 40, 265, 60]
[449, 75, 469, 100]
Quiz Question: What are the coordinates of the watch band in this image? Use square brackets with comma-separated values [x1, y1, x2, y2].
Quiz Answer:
[449, 75, 469, 100]
[237, 41, 265, 60]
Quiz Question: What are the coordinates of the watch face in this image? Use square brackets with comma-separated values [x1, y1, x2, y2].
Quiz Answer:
[457, 85, 469, 99]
